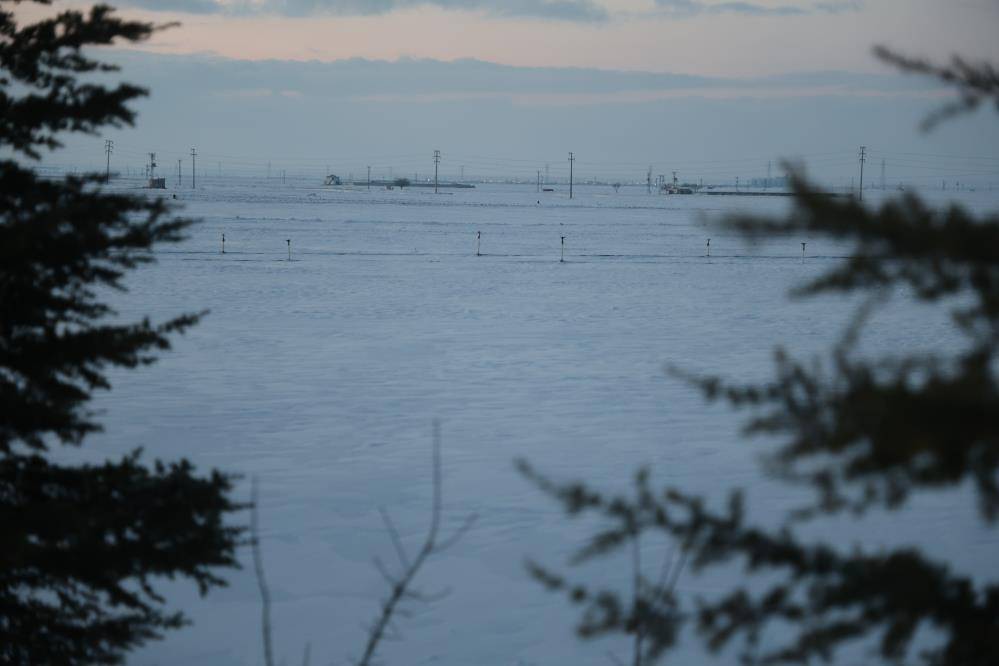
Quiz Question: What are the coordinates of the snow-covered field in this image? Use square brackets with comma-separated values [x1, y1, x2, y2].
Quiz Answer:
[74, 180, 997, 665]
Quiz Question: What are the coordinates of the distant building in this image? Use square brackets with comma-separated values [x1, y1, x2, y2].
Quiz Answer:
[323, 174, 342, 186]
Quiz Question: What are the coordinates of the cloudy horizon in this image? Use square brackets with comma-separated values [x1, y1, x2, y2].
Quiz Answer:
[25, 0, 999, 77]
[17, 1, 999, 187]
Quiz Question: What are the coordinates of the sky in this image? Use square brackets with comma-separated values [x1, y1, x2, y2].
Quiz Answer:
[21, 0, 999, 186]
[49, 0, 999, 76]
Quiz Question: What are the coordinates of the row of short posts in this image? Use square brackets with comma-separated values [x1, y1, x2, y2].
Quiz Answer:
[220, 233, 292, 260]
[218, 231, 810, 262]
[474, 232, 809, 261]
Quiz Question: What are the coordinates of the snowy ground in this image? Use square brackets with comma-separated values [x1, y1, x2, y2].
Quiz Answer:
[70, 180, 997, 665]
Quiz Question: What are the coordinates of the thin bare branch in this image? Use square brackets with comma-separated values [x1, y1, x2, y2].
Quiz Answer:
[377, 508, 411, 570]
[433, 513, 479, 553]
[632, 533, 643, 666]
[653, 542, 676, 607]
[251, 477, 275, 666]
[372, 557, 397, 588]
[357, 421, 474, 666]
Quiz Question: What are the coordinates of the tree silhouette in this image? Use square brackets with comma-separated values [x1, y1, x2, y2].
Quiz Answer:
[1, 3, 241, 663]
[522, 47, 999, 666]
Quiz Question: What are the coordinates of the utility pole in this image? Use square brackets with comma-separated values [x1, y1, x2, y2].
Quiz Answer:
[858, 145, 867, 201]
[104, 139, 113, 183]
[191, 148, 197, 189]
[647, 166, 652, 194]
[568, 152, 575, 199]
[766, 160, 772, 190]
[537, 170, 541, 193]
[881, 159, 886, 190]
[147, 152, 156, 183]
[545, 163, 549, 186]
[433, 150, 441, 193]
[367, 165, 371, 190]
[177, 159, 182, 186]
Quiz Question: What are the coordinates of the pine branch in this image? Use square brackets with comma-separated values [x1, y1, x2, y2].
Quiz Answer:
[875, 46, 999, 131]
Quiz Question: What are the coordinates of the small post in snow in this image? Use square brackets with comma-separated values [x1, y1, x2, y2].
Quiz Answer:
[286, 239, 291, 261]
[801, 241, 806, 262]
[476, 231, 481, 257]
[221, 232, 225, 254]
[706, 238, 711, 257]
[560, 236, 565, 263]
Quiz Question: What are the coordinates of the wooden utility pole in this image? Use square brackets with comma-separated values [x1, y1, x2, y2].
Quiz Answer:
[191, 148, 197, 189]
[858, 146, 867, 200]
[568, 152, 575, 199]
[433, 150, 440, 194]
[104, 139, 113, 183]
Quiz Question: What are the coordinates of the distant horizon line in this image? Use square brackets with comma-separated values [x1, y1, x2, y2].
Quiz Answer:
[105, 47, 934, 86]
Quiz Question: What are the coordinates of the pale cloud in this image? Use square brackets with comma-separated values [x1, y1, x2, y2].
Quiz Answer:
[652, 0, 862, 17]
[212, 87, 305, 98]
[120, 0, 221, 13]
[350, 84, 946, 107]
[117, 0, 609, 22]
[79, 0, 999, 78]
[111, 0, 862, 21]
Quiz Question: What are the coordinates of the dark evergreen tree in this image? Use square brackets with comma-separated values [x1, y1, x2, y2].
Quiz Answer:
[521, 49, 999, 665]
[0, 2, 242, 663]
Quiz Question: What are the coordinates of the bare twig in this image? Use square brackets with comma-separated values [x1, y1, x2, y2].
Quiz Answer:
[378, 508, 411, 570]
[633, 532, 690, 666]
[251, 477, 275, 666]
[357, 421, 477, 666]
[632, 534, 643, 666]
